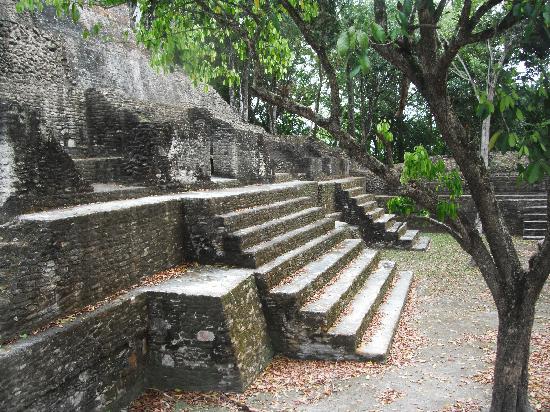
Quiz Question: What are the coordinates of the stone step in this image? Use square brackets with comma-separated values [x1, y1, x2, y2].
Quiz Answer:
[384, 221, 408, 241]
[197, 181, 318, 215]
[216, 196, 315, 232]
[346, 186, 366, 197]
[524, 213, 547, 220]
[254, 225, 350, 292]
[373, 213, 396, 230]
[523, 228, 548, 236]
[524, 205, 548, 212]
[350, 194, 375, 205]
[365, 207, 385, 221]
[270, 239, 364, 309]
[242, 217, 336, 268]
[524, 235, 546, 240]
[523, 220, 548, 229]
[411, 236, 431, 251]
[356, 270, 413, 360]
[224, 207, 323, 250]
[356, 200, 378, 213]
[300, 248, 379, 330]
[332, 177, 366, 190]
[328, 260, 396, 351]
[397, 229, 420, 248]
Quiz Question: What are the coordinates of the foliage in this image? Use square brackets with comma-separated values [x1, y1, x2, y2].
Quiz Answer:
[400, 146, 463, 221]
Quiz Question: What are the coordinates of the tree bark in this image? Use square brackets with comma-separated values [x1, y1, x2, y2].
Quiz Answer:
[346, 60, 356, 139]
[490, 296, 536, 412]
[240, 59, 250, 122]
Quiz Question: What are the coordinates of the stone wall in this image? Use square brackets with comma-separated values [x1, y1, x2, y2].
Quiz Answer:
[0, 0, 276, 217]
[0, 197, 186, 343]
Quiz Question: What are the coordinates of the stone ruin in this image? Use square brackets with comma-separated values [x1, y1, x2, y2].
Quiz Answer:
[0, 2, 546, 411]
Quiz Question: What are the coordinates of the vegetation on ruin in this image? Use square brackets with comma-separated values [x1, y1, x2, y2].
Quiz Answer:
[15, 0, 550, 410]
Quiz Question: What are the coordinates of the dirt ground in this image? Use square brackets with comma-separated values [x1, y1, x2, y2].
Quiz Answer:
[131, 234, 549, 412]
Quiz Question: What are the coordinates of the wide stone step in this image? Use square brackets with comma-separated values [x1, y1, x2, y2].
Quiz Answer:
[373, 213, 396, 230]
[346, 186, 366, 197]
[356, 270, 413, 360]
[224, 207, 323, 250]
[254, 225, 350, 292]
[300, 248, 379, 330]
[196, 181, 318, 215]
[242, 217, 336, 268]
[270, 239, 364, 308]
[216, 196, 314, 232]
[328, 260, 396, 351]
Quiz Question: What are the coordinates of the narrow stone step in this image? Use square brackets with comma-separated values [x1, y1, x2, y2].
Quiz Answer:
[73, 156, 125, 183]
[365, 207, 385, 221]
[398, 229, 419, 247]
[523, 228, 548, 235]
[254, 226, 350, 292]
[373, 213, 396, 230]
[332, 177, 366, 190]
[300, 248, 379, 330]
[411, 236, 431, 251]
[346, 186, 365, 197]
[356, 270, 413, 360]
[243, 218, 336, 268]
[217, 196, 314, 231]
[270, 239, 364, 308]
[384, 221, 407, 241]
[328, 260, 396, 351]
[224, 207, 323, 250]
[523, 235, 546, 240]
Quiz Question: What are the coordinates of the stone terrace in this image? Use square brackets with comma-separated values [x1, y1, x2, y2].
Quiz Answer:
[1, 178, 417, 410]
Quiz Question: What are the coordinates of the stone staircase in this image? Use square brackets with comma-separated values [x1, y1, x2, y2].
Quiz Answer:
[205, 181, 414, 360]
[522, 194, 548, 240]
[335, 178, 430, 250]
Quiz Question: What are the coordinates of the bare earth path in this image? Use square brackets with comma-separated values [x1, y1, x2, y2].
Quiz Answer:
[131, 234, 549, 412]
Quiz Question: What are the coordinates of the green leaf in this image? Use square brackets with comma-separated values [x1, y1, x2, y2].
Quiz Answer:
[508, 132, 517, 148]
[350, 65, 361, 77]
[516, 108, 524, 121]
[356, 30, 369, 49]
[359, 54, 370, 74]
[488, 130, 502, 151]
[371, 22, 386, 43]
[527, 162, 542, 184]
[336, 31, 349, 56]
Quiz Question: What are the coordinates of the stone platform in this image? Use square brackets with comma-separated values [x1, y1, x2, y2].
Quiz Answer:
[1, 179, 420, 410]
[0, 266, 271, 411]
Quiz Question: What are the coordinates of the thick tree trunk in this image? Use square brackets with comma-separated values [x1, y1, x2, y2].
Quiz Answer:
[490, 299, 536, 412]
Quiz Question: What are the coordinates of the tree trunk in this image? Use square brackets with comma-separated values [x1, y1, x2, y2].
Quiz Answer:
[240, 60, 250, 122]
[490, 299, 536, 412]
[346, 60, 356, 139]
